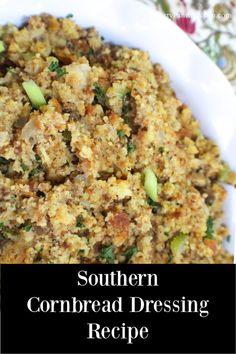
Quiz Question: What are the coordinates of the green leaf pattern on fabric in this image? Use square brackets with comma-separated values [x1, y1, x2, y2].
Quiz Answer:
[137, 0, 236, 92]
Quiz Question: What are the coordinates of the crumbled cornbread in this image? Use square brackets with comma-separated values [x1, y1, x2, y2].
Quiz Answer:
[0, 14, 235, 263]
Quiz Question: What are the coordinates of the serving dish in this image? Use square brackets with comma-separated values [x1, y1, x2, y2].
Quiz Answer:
[0, 0, 235, 257]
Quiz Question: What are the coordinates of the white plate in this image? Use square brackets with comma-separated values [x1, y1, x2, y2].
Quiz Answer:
[0, 0, 235, 258]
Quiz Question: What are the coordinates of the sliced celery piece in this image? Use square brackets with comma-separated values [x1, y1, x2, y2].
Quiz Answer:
[22, 80, 46, 109]
[144, 167, 158, 202]
[170, 233, 188, 258]
[0, 40, 5, 53]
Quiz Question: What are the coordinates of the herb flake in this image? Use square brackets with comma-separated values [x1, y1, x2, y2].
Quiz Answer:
[117, 130, 126, 139]
[21, 162, 29, 171]
[48, 60, 67, 77]
[100, 245, 114, 264]
[127, 141, 136, 154]
[57, 67, 67, 77]
[0, 156, 9, 165]
[147, 197, 162, 213]
[29, 168, 40, 178]
[205, 216, 214, 240]
[23, 224, 32, 232]
[124, 246, 137, 262]
[93, 83, 107, 107]
[76, 215, 85, 228]
[122, 92, 132, 116]
[167, 255, 173, 264]
[0, 222, 9, 239]
[48, 60, 59, 72]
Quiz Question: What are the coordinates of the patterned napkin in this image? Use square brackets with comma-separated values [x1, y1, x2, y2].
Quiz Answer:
[139, 0, 236, 92]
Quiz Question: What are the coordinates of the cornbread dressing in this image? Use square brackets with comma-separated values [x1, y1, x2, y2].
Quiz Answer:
[0, 14, 235, 264]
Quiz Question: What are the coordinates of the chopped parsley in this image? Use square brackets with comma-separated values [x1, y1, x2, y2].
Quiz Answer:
[28, 155, 42, 178]
[117, 130, 126, 139]
[0, 156, 9, 165]
[93, 83, 107, 107]
[205, 216, 214, 240]
[226, 235, 231, 242]
[100, 245, 114, 264]
[76, 215, 85, 228]
[21, 162, 29, 171]
[124, 116, 130, 125]
[23, 224, 32, 232]
[158, 147, 164, 153]
[29, 167, 41, 178]
[0, 223, 6, 237]
[66, 13, 74, 18]
[48, 60, 59, 72]
[147, 197, 162, 213]
[57, 67, 67, 77]
[127, 141, 136, 154]
[78, 249, 85, 260]
[121, 92, 133, 125]
[124, 246, 137, 262]
[122, 92, 132, 115]
[48, 60, 67, 77]
[0, 222, 9, 239]
[35, 154, 41, 162]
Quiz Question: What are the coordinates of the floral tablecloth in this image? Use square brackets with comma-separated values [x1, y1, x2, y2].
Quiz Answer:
[139, 0, 236, 92]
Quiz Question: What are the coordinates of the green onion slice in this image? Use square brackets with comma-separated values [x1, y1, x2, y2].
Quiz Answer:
[144, 167, 158, 202]
[0, 40, 5, 53]
[170, 233, 188, 259]
[22, 80, 46, 109]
